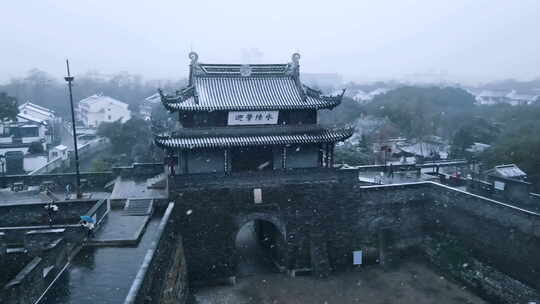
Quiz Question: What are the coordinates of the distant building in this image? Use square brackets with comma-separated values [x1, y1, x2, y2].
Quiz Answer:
[78, 94, 131, 128]
[485, 164, 527, 181]
[49, 144, 68, 161]
[17, 102, 59, 147]
[395, 140, 449, 161]
[0, 102, 57, 161]
[481, 164, 532, 205]
[17, 102, 55, 124]
[140, 93, 161, 121]
[474, 90, 539, 106]
[465, 142, 491, 154]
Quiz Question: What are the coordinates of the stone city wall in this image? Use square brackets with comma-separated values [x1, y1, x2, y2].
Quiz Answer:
[0, 172, 114, 190]
[0, 163, 164, 191]
[169, 169, 426, 282]
[425, 183, 540, 291]
[354, 182, 540, 301]
[0, 200, 100, 228]
[0, 235, 82, 304]
[168, 171, 540, 301]
[124, 203, 188, 304]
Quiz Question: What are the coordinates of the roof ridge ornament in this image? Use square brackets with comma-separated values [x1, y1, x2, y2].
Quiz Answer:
[286, 53, 301, 77]
[291, 53, 300, 65]
[189, 52, 199, 65]
[240, 64, 252, 77]
[189, 52, 204, 78]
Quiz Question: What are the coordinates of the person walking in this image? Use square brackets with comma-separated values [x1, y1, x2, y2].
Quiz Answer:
[65, 184, 72, 200]
[80, 220, 95, 238]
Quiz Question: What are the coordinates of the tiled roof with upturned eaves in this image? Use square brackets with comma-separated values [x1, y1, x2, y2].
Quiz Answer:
[154, 125, 353, 149]
[159, 52, 344, 112]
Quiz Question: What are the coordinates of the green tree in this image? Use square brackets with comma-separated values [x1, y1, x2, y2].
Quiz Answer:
[0, 92, 19, 122]
[365, 86, 476, 139]
[28, 141, 44, 154]
[318, 96, 363, 125]
[334, 138, 375, 166]
[91, 159, 110, 172]
[480, 105, 540, 191]
[450, 117, 500, 158]
[97, 117, 154, 162]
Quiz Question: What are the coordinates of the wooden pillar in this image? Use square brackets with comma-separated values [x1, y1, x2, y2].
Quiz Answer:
[281, 146, 287, 169]
[182, 150, 188, 174]
[324, 144, 330, 168]
[176, 150, 182, 175]
[318, 144, 324, 167]
[328, 143, 335, 168]
[224, 149, 230, 173]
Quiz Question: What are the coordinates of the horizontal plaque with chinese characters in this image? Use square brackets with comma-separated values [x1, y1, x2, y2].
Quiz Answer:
[227, 111, 279, 125]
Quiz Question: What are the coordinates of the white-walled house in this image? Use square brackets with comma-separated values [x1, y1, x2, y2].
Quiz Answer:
[18, 102, 55, 123]
[78, 94, 131, 128]
[0, 102, 55, 153]
[16, 102, 58, 146]
[49, 144, 68, 161]
[0, 102, 60, 174]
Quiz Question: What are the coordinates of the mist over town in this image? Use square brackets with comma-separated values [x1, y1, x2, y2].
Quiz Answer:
[1, 1, 539, 304]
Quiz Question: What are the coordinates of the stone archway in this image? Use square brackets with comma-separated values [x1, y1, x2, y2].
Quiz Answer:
[234, 213, 288, 277]
[236, 212, 287, 237]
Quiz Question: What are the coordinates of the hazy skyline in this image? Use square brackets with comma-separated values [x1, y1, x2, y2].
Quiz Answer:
[2, 0, 540, 84]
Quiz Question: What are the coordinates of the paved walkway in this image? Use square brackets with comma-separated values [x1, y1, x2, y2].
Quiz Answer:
[90, 209, 150, 246]
[193, 260, 486, 304]
[40, 211, 164, 304]
[358, 171, 435, 185]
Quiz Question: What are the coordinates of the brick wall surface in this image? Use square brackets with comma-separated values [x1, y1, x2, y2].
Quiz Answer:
[167, 172, 540, 301]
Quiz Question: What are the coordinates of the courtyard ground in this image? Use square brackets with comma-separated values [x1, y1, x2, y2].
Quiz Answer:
[192, 260, 486, 304]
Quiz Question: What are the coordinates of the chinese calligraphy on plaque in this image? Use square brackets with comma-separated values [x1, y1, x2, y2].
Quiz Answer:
[228, 111, 279, 125]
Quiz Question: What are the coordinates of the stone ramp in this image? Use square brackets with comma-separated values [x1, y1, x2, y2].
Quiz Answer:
[146, 172, 167, 189]
[39, 212, 164, 304]
[87, 210, 150, 246]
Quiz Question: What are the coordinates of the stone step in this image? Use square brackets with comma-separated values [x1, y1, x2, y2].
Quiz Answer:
[122, 199, 153, 216]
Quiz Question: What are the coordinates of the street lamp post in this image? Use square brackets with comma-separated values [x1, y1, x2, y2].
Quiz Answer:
[64, 60, 82, 199]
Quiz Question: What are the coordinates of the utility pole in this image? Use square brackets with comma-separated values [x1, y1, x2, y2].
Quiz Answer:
[64, 60, 82, 199]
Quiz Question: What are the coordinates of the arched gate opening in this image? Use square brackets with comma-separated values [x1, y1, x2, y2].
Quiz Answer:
[235, 219, 286, 277]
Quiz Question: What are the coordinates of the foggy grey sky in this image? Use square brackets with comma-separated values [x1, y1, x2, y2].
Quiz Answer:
[2, 0, 540, 84]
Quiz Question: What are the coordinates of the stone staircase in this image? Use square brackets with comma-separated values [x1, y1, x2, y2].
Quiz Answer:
[39, 189, 62, 203]
[122, 199, 154, 216]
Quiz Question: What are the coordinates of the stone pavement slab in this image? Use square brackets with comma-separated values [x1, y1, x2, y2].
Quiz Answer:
[88, 210, 150, 246]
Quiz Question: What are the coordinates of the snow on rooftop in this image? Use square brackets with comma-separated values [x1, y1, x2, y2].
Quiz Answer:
[465, 142, 491, 153]
[17, 113, 47, 125]
[398, 142, 447, 158]
[352, 88, 389, 103]
[494, 164, 527, 178]
[144, 93, 161, 103]
[19, 101, 55, 116]
[79, 94, 128, 107]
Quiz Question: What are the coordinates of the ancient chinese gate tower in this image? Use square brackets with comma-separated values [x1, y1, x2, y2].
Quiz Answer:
[155, 52, 352, 174]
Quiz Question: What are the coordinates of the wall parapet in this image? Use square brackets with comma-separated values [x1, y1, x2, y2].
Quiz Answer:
[124, 203, 188, 304]
[172, 167, 358, 190]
